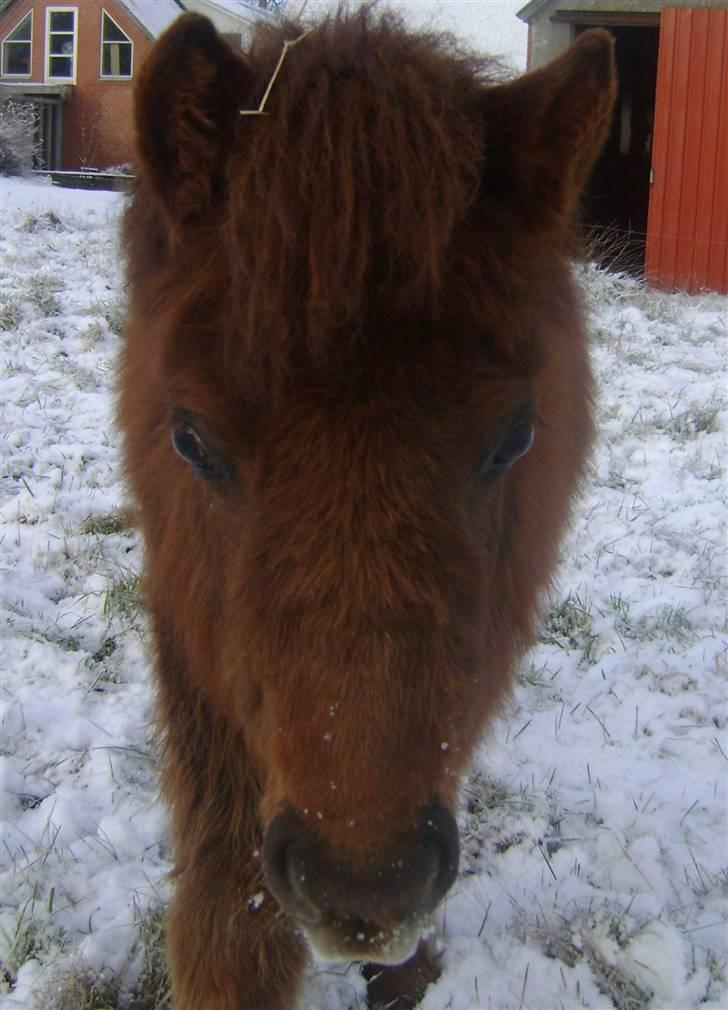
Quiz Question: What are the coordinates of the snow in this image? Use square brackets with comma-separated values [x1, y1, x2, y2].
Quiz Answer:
[118, 0, 185, 38]
[0, 175, 125, 216]
[1, 177, 726, 1010]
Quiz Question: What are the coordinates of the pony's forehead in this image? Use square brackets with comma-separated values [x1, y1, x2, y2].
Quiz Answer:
[165, 316, 537, 436]
[160, 267, 544, 417]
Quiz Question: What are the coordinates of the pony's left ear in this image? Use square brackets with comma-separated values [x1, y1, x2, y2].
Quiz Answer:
[134, 13, 251, 223]
[481, 29, 616, 232]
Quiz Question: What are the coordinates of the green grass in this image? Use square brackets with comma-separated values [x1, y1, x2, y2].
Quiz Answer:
[538, 591, 599, 664]
[25, 275, 64, 316]
[36, 907, 170, 1010]
[587, 949, 653, 1010]
[0, 889, 45, 981]
[129, 907, 171, 1010]
[80, 509, 134, 537]
[45, 973, 121, 1010]
[650, 604, 695, 643]
[20, 210, 64, 233]
[463, 773, 510, 817]
[103, 573, 144, 626]
[644, 395, 725, 440]
[0, 885, 70, 992]
[0, 298, 22, 330]
[88, 295, 127, 336]
[530, 915, 656, 1010]
[519, 659, 560, 688]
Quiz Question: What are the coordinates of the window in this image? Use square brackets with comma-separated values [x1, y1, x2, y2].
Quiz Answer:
[2, 12, 32, 77]
[46, 8, 77, 81]
[101, 10, 132, 78]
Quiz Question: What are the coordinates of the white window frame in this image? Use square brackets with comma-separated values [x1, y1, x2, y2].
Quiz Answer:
[45, 6, 78, 84]
[1, 10, 33, 79]
[99, 8, 133, 80]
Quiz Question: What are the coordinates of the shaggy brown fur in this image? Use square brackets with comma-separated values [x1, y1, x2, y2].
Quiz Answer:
[119, 8, 615, 1009]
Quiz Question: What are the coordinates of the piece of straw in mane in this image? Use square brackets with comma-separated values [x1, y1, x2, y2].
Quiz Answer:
[224, 9, 508, 382]
[239, 28, 314, 116]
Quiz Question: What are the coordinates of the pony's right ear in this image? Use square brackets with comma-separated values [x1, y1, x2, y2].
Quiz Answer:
[134, 13, 251, 223]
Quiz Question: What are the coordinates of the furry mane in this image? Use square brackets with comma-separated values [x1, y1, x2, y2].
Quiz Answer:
[224, 9, 507, 371]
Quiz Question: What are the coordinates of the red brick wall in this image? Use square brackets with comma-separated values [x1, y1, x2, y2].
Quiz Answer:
[0, 0, 43, 80]
[0, 0, 162, 169]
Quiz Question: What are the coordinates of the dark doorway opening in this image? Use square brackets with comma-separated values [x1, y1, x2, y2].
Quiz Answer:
[34, 100, 63, 171]
[578, 24, 660, 274]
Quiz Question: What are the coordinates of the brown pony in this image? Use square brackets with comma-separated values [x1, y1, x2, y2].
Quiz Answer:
[118, 8, 615, 1009]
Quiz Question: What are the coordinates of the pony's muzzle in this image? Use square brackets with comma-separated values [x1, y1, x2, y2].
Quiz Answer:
[261, 802, 458, 961]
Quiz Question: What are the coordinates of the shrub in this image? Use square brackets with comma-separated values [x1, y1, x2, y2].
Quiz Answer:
[0, 99, 40, 176]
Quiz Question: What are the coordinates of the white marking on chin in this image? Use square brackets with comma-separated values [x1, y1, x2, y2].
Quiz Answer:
[305, 923, 422, 966]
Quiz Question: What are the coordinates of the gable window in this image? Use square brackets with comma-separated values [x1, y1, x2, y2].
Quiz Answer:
[46, 8, 77, 82]
[2, 12, 32, 77]
[101, 10, 132, 78]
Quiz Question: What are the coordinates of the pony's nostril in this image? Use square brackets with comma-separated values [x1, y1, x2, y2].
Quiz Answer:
[418, 802, 459, 909]
[262, 811, 322, 926]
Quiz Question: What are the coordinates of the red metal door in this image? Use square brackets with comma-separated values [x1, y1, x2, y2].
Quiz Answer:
[645, 6, 728, 294]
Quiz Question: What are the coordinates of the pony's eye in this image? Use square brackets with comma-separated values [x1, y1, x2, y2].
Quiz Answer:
[171, 423, 228, 480]
[480, 421, 534, 478]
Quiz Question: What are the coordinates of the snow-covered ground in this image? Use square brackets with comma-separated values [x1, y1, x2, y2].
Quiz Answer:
[1, 175, 726, 1010]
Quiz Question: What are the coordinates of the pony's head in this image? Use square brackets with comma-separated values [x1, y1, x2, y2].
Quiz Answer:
[121, 9, 614, 963]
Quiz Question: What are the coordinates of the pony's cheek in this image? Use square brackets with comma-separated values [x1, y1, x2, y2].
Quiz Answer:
[229, 678, 281, 782]
[234, 676, 264, 724]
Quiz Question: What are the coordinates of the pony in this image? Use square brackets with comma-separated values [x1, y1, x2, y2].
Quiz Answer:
[118, 8, 615, 1009]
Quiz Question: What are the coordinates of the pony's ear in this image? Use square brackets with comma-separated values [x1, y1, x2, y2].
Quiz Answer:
[134, 13, 251, 223]
[481, 29, 616, 232]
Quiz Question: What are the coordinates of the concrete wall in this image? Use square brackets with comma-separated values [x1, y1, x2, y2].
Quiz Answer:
[524, 0, 726, 66]
[528, 13, 571, 66]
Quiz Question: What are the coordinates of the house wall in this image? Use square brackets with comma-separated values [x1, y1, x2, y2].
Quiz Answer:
[183, 0, 264, 44]
[0, 0, 155, 169]
[525, 0, 721, 67]
[65, 0, 151, 169]
[1, 0, 44, 80]
[528, 12, 570, 66]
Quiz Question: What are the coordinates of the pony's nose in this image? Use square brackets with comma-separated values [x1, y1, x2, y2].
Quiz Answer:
[261, 802, 459, 931]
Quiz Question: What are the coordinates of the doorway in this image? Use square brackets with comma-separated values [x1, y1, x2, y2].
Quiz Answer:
[578, 24, 660, 273]
[33, 99, 63, 170]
